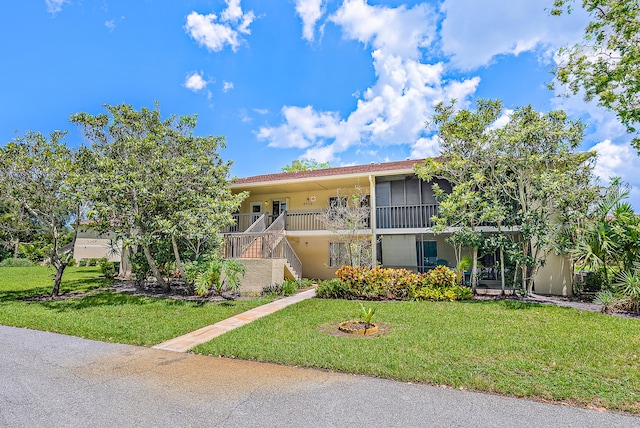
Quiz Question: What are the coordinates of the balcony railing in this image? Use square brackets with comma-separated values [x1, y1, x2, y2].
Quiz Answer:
[226, 204, 438, 233]
[285, 210, 325, 231]
[222, 213, 265, 233]
[375, 204, 438, 229]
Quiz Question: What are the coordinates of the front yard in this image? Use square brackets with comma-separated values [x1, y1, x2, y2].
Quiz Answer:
[1, 266, 639, 414]
[192, 298, 640, 414]
[0, 266, 271, 346]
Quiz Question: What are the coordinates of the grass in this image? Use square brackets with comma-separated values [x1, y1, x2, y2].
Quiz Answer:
[192, 298, 640, 414]
[0, 266, 271, 346]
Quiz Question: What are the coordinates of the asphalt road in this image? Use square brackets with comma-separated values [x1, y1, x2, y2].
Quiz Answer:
[0, 325, 637, 428]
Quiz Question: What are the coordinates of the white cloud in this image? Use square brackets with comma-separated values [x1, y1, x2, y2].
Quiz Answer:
[184, 73, 208, 92]
[185, 1, 255, 52]
[488, 109, 514, 130]
[410, 135, 442, 159]
[295, 0, 325, 42]
[593, 139, 640, 183]
[258, 1, 479, 162]
[222, 81, 234, 92]
[330, 0, 436, 59]
[439, 0, 589, 70]
[45, 0, 70, 15]
[105, 16, 125, 31]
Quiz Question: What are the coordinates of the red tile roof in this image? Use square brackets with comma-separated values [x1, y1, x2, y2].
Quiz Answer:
[233, 159, 426, 185]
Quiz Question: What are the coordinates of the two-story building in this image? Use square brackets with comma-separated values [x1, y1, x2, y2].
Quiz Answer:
[225, 159, 573, 296]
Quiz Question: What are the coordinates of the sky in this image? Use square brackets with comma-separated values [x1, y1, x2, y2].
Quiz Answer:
[1, 0, 638, 208]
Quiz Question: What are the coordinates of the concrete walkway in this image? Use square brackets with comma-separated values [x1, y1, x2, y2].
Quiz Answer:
[152, 287, 316, 352]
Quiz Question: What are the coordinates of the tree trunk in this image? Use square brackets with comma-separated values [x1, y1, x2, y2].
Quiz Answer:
[471, 247, 478, 293]
[50, 256, 67, 297]
[171, 235, 187, 282]
[500, 246, 505, 297]
[13, 240, 19, 258]
[142, 244, 168, 291]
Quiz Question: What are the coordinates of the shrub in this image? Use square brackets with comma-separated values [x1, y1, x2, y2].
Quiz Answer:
[262, 278, 300, 297]
[185, 257, 246, 297]
[99, 258, 116, 279]
[424, 265, 456, 288]
[0, 257, 34, 267]
[593, 290, 620, 313]
[316, 279, 348, 299]
[328, 265, 470, 302]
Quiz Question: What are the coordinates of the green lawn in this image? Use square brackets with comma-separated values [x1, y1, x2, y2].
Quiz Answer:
[193, 298, 640, 414]
[0, 266, 271, 346]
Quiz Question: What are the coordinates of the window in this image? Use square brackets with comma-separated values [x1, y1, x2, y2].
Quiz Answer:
[329, 242, 350, 268]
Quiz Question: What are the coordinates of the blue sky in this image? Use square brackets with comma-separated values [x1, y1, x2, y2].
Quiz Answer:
[1, 0, 638, 207]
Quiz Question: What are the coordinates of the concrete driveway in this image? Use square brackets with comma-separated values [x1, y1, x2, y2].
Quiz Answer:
[0, 325, 637, 428]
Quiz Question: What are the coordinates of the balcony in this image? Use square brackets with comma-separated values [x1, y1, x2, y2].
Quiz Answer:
[375, 204, 438, 229]
[225, 204, 438, 233]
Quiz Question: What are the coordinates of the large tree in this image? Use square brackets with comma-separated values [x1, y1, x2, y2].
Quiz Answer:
[417, 99, 598, 294]
[71, 103, 246, 291]
[552, 0, 640, 151]
[417, 99, 504, 291]
[0, 131, 84, 296]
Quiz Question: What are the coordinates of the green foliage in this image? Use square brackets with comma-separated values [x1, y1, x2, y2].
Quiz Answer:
[576, 270, 608, 293]
[99, 258, 117, 279]
[572, 180, 640, 289]
[615, 266, 640, 313]
[593, 290, 620, 313]
[455, 256, 473, 285]
[417, 99, 597, 293]
[71, 103, 246, 289]
[358, 302, 376, 327]
[261, 278, 303, 297]
[316, 279, 348, 299]
[552, 0, 640, 151]
[280, 278, 299, 296]
[281, 159, 332, 172]
[17, 243, 49, 263]
[0, 130, 84, 296]
[0, 258, 34, 267]
[185, 257, 246, 297]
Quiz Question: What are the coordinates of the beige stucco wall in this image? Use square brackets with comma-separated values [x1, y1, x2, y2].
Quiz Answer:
[74, 237, 121, 263]
[533, 252, 573, 296]
[240, 185, 371, 215]
[287, 235, 337, 280]
[237, 258, 287, 295]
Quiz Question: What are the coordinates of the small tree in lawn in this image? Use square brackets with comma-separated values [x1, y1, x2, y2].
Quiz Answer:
[323, 188, 372, 268]
[0, 131, 85, 296]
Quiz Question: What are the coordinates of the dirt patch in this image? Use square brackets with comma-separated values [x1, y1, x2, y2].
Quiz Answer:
[24, 279, 255, 303]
